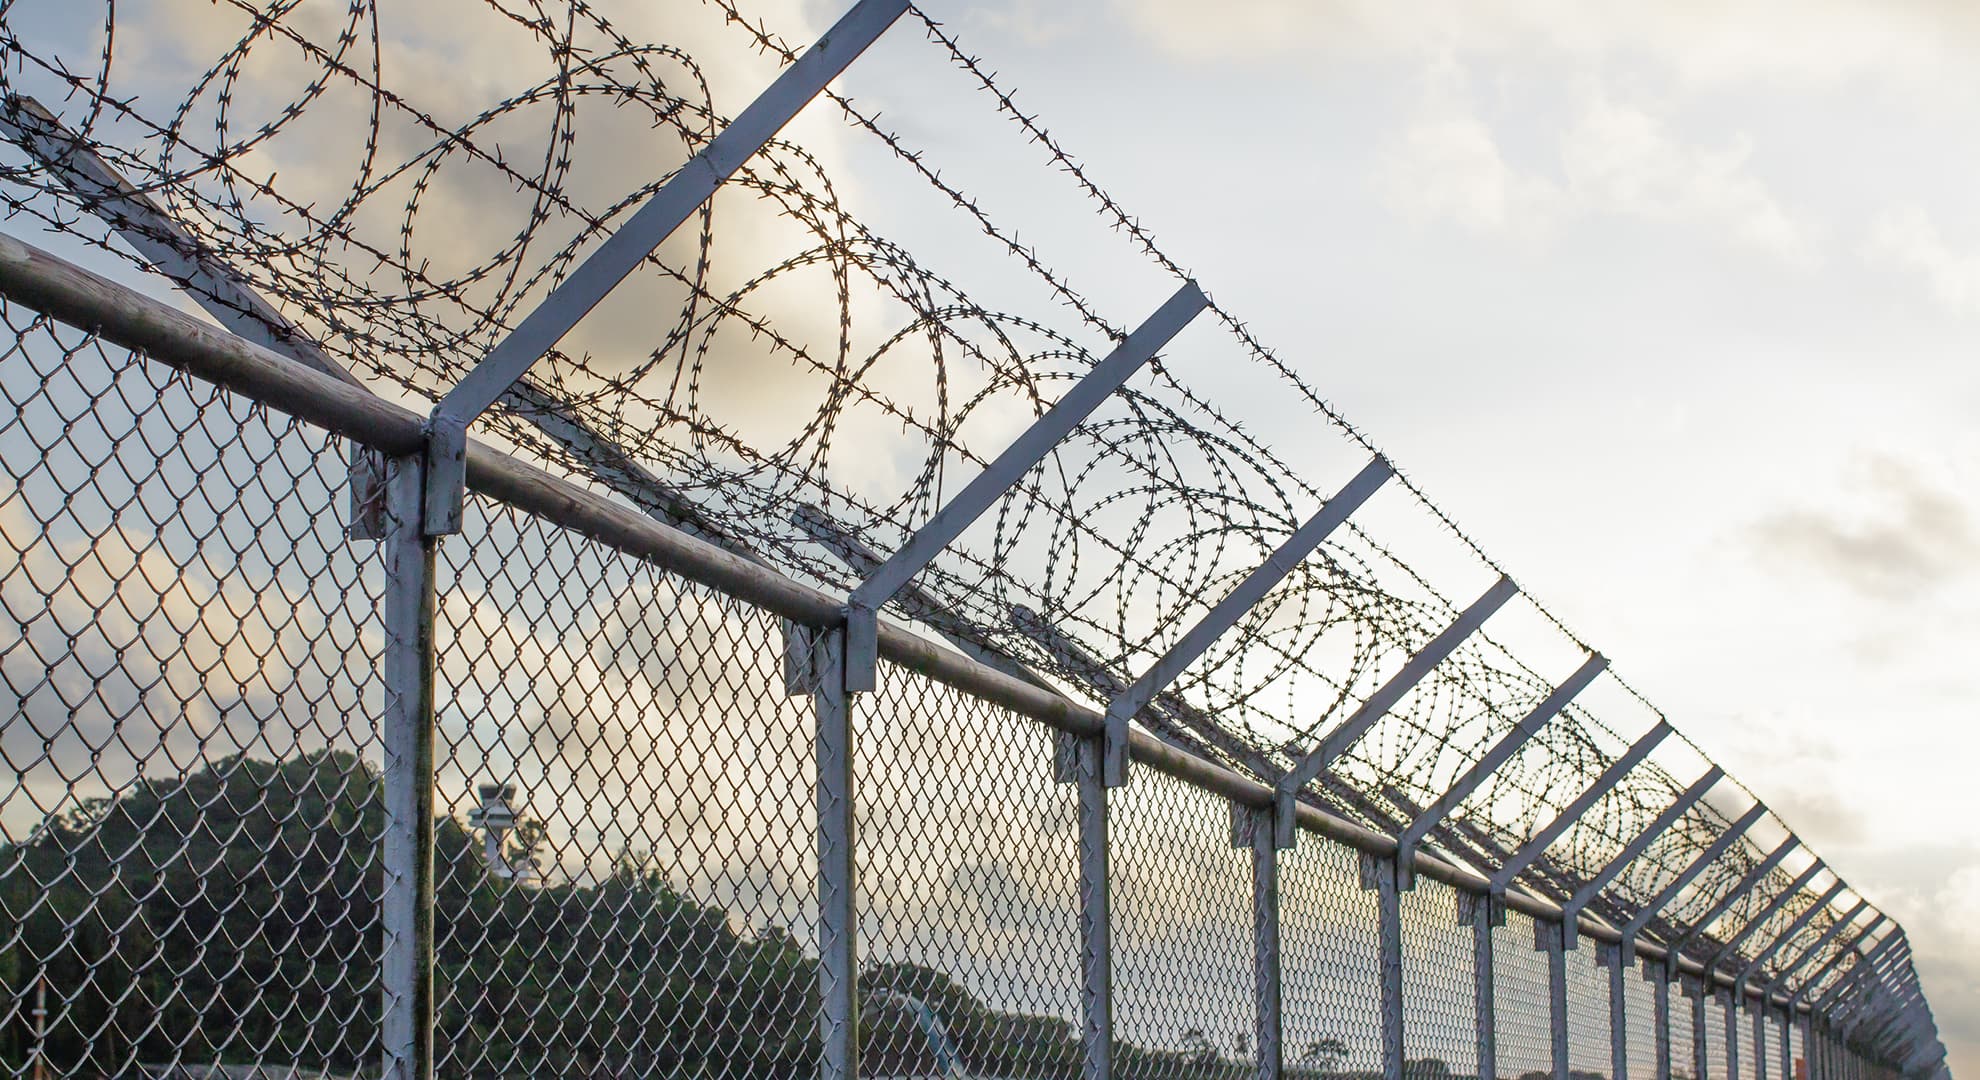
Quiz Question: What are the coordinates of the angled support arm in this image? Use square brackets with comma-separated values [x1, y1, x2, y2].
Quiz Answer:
[1765, 899, 1868, 999]
[1554, 765, 1723, 947]
[1487, 720, 1672, 920]
[1734, 880, 1848, 991]
[1617, 802, 1769, 960]
[1393, 652, 1608, 886]
[1099, 454, 1391, 784]
[1817, 933, 1905, 1014]
[1788, 913, 1887, 1010]
[1659, 835, 1801, 975]
[422, 0, 911, 533]
[1272, 575, 1520, 847]
[839, 281, 1208, 693]
[1705, 861, 1828, 976]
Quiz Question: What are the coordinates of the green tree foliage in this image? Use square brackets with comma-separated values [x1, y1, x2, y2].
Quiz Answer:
[0, 753, 1411, 1080]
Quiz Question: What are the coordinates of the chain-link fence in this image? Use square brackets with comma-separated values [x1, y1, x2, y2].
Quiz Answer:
[0, 235, 1929, 1080]
[0, 0, 1949, 1076]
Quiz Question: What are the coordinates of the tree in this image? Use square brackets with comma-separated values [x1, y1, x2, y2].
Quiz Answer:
[1304, 1036, 1351, 1073]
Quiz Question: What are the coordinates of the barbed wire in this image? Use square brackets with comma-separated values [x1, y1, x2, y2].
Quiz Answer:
[0, 0, 1882, 971]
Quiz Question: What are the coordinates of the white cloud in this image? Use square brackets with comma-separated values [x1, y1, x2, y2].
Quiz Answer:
[1376, 63, 1821, 267]
[1107, 0, 1980, 96]
[1559, 90, 1823, 268]
[1865, 204, 1980, 313]
[1375, 58, 1563, 236]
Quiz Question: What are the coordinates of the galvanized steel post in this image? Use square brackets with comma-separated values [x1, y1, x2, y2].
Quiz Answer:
[1370, 855, 1406, 1080]
[811, 628, 859, 1080]
[1692, 976, 1712, 1080]
[1465, 892, 1497, 1080]
[1542, 919, 1569, 1080]
[380, 458, 437, 1080]
[1727, 987, 1743, 1080]
[1604, 943, 1629, 1080]
[1058, 732, 1112, 1080]
[1234, 805, 1282, 1080]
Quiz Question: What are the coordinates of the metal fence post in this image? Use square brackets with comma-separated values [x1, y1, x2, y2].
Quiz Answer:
[1540, 918, 1569, 1080]
[1727, 988, 1743, 1080]
[1464, 892, 1497, 1080]
[380, 457, 437, 1080]
[1057, 732, 1111, 1080]
[1648, 959, 1672, 1080]
[1368, 855, 1405, 1080]
[1690, 976, 1711, 1080]
[810, 627, 860, 1080]
[1603, 943, 1628, 1080]
[1235, 806, 1282, 1080]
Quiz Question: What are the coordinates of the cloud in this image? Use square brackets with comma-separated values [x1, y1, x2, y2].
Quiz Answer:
[1108, 1, 1980, 94]
[1746, 454, 1980, 602]
[1376, 63, 1821, 267]
[1374, 57, 1564, 236]
[1865, 205, 1980, 314]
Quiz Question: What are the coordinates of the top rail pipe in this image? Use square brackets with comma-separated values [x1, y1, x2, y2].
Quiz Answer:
[423, 0, 910, 533]
[0, 227, 1881, 1021]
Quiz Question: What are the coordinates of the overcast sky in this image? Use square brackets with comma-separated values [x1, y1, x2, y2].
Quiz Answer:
[4, 0, 1971, 1071]
[873, 0, 1980, 1071]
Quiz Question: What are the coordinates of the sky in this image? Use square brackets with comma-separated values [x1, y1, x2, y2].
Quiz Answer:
[0, 0, 1973, 1073]
[878, 0, 1980, 1071]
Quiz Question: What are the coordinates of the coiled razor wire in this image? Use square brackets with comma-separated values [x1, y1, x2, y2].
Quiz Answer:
[0, 0, 1888, 981]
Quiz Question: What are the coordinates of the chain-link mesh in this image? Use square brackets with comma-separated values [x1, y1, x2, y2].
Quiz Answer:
[1109, 768, 1255, 1077]
[0, 300, 386, 1076]
[1569, 945, 1614, 1076]
[1496, 911, 1554, 1080]
[1281, 834, 1385, 1077]
[431, 496, 820, 1077]
[857, 662, 1080, 1079]
[1400, 879, 1476, 1078]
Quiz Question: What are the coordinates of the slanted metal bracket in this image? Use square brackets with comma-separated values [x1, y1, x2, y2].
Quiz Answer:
[1734, 880, 1848, 993]
[1705, 861, 1828, 979]
[1394, 652, 1606, 889]
[1101, 454, 1392, 788]
[1486, 720, 1671, 935]
[839, 280, 1208, 693]
[1661, 835, 1802, 978]
[420, 0, 912, 534]
[1762, 896, 1862, 997]
[1788, 913, 1887, 1011]
[1273, 574, 1519, 848]
[1616, 802, 1769, 963]
[1554, 764, 1722, 949]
